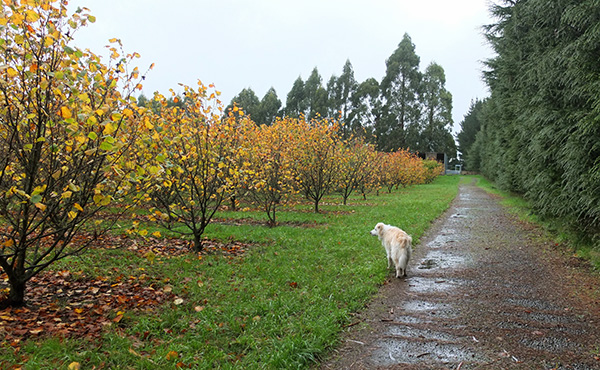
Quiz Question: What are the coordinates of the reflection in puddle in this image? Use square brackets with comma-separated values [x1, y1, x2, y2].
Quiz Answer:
[407, 277, 460, 293]
[387, 324, 456, 342]
[418, 250, 467, 270]
[372, 338, 487, 366]
[426, 234, 458, 248]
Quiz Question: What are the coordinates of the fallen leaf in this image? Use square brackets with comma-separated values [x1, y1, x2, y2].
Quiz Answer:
[68, 362, 81, 370]
[166, 350, 178, 361]
[174, 298, 184, 305]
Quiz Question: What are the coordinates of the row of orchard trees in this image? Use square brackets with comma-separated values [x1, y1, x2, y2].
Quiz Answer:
[143, 87, 443, 247]
[0, 0, 441, 307]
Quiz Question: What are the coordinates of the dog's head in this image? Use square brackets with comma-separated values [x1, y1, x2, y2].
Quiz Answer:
[370, 222, 384, 237]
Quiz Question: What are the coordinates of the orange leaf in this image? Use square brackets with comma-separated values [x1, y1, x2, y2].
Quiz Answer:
[60, 106, 72, 119]
[166, 350, 178, 361]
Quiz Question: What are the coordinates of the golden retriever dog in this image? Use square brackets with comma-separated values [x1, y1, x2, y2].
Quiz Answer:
[370, 222, 412, 278]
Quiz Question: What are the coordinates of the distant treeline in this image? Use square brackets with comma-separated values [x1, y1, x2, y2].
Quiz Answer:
[143, 34, 457, 158]
[457, 0, 600, 238]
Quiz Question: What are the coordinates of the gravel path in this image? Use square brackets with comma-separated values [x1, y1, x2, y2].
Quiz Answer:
[320, 179, 600, 369]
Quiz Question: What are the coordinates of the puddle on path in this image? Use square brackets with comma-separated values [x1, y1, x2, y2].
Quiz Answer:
[402, 300, 460, 319]
[426, 233, 458, 248]
[407, 277, 461, 293]
[372, 337, 486, 366]
[418, 250, 467, 270]
[387, 324, 457, 342]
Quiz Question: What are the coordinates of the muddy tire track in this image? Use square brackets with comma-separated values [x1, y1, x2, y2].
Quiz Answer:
[320, 180, 600, 369]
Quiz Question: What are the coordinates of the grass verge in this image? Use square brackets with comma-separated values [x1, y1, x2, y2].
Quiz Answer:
[471, 175, 600, 270]
[1, 176, 460, 369]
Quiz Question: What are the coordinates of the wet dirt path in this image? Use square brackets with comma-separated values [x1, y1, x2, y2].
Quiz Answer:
[320, 180, 600, 369]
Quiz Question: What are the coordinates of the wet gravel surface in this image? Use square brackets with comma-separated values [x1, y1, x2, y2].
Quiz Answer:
[320, 180, 600, 369]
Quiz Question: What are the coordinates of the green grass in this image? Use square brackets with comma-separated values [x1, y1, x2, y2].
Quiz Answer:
[471, 175, 600, 270]
[1, 176, 460, 369]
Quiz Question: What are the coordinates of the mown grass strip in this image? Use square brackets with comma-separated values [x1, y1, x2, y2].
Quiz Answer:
[473, 175, 600, 270]
[2, 176, 460, 369]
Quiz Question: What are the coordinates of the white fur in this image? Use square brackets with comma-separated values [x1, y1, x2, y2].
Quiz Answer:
[370, 222, 412, 278]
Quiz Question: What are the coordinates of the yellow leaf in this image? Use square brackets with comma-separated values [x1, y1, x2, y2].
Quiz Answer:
[103, 122, 115, 135]
[144, 117, 154, 130]
[110, 112, 122, 121]
[61, 191, 72, 199]
[25, 9, 40, 22]
[6, 67, 18, 78]
[93, 194, 103, 205]
[68, 362, 80, 370]
[2, 239, 14, 247]
[145, 251, 156, 264]
[152, 231, 161, 238]
[123, 108, 133, 118]
[60, 106, 72, 119]
[68, 210, 77, 219]
[74, 203, 84, 212]
[78, 93, 90, 103]
[100, 194, 111, 206]
[35, 203, 46, 211]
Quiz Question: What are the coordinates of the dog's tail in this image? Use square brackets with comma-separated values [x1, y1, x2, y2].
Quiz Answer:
[399, 234, 412, 262]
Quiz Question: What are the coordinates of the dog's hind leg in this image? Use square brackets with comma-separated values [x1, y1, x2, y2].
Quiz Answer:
[395, 266, 404, 278]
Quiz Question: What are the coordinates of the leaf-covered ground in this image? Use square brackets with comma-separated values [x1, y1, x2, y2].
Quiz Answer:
[0, 235, 250, 349]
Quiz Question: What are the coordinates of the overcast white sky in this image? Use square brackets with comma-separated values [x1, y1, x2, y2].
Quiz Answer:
[68, 0, 494, 134]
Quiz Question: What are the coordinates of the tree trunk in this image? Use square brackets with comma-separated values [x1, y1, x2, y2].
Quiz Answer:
[3, 277, 26, 308]
[192, 233, 204, 252]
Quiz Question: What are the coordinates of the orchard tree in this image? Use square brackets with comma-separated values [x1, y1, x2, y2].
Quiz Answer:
[241, 118, 297, 226]
[336, 139, 378, 205]
[147, 83, 250, 252]
[0, 1, 149, 307]
[289, 117, 341, 213]
[395, 149, 426, 188]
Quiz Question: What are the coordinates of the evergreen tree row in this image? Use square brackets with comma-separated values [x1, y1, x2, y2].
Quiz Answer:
[459, 0, 600, 237]
[225, 34, 457, 158]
